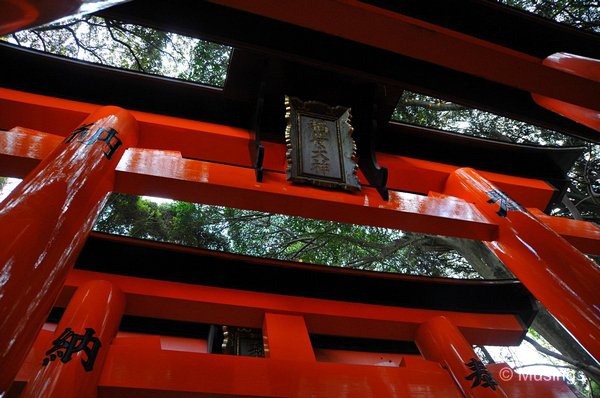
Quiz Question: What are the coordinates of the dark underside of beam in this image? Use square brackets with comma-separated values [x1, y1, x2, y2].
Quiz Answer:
[98, 0, 599, 143]
[74, 232, 538, 327]
[360, 0, 600, 59]
[0, 43, 585, 195]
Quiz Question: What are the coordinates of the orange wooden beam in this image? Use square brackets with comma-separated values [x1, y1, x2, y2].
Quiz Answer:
[381, 153, 555, 210]
[0, 87, 557, 209]
[12, 328, 576, 398]
[61, 269, 527, 346]
[528, 208, 600, 255]
[0, 87, 257, 168]
[532, 53, 600, 132]
[2, 91, 598, 251]
[97, 345, 463, 397]
[0, 127, 63, 177]
[210, 0, 600, 111]
[114, 148, 496, 240]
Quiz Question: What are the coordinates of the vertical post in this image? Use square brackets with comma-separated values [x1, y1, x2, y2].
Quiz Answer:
[416, 316, 508, 398]
[21, 280, 125, 398]
[444, 167, 600, 361]
[263, 313, 315, 361]
[0, 106, 138, 393]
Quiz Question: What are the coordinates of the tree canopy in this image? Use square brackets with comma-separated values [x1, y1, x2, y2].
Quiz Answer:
[500, 0, 600, 33]
[7, 15, 231, 87]
[1, 1, 600, 395]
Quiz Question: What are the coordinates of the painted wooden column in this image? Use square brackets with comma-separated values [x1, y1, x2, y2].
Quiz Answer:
[0, 106, 138, 393]
[444, 167, 600, 361]
[416, 316, 508, 398]
[263, 313, 315, 361]
[21, 280, 125, 398]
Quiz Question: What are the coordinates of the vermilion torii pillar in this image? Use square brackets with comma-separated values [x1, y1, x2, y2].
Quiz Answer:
[22, 280, 125, 398]
[416, 316, 509, 398]
[444, 168, 600, 361]
[0, 106, 138, 393]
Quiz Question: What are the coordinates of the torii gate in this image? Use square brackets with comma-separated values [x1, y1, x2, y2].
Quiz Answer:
[0, 1, 599, 397]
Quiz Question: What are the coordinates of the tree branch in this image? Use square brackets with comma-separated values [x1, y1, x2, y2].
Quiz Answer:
[63, 26, 104, 64]
[399, 98, 464, 111]
[562, 195, 583, 220]
[476, 345, 496, 364]
[104, 19, 144, 71]
[524, 336, 600, 378]
[31, 31, 47, 52]
[11, 33, 21, 46]
[109, 23, 177, 62]
[32, 19, 82, 32]
[344, 236, 427, 269]
[513, 363, 579, 371]
[289, 236, 319, 260]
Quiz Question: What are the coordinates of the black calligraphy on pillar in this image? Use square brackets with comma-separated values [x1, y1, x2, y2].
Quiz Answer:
[67, 123, 122, 159]
[486, 189, 524, 217]
[465, 357, 498, 390]
[42, 327, 102, 372]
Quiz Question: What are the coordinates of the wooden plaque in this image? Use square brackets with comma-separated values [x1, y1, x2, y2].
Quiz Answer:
[285, 96, 360, 191]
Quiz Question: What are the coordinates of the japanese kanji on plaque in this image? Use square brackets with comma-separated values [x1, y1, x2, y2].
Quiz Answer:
[285, 96, 360, 192]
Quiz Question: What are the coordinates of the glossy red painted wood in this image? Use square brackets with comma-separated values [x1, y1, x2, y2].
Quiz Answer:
[61, 269, 527, 346]
[98, 346, 464, 397]
[11, 326, 577, 397]
[0, 127, 63, 177]
[0, 87, 557, 211]
[0, 124, 557, 213]
[6, 125, 597, 254]
[115, 148, 497, 241]
[263, 313, 315, 361]
[4, 125, 597, 254]
[528, 208, 600, 255]
[532, 53, 600, 131]
[416, 316, 508, 397]
[22, 280, 125, 398]
[444, 168, 600, 361]
[0, 106, 137, 394]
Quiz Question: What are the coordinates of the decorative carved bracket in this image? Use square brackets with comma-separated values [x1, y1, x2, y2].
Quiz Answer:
[356, 97, 389, 201]
[249, 62, 267, 182]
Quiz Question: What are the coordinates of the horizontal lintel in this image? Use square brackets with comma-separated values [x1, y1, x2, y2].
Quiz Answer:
[61, 269, 526, 346]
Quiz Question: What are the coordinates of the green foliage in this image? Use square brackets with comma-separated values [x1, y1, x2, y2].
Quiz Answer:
[184, 41, 231, 86]
[95, 194, 229, 250]
[3, 16, 231, 87]
[500, 0, 600, 32]
[94, 194, 480, 278]
[394, 91, 600, 223]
